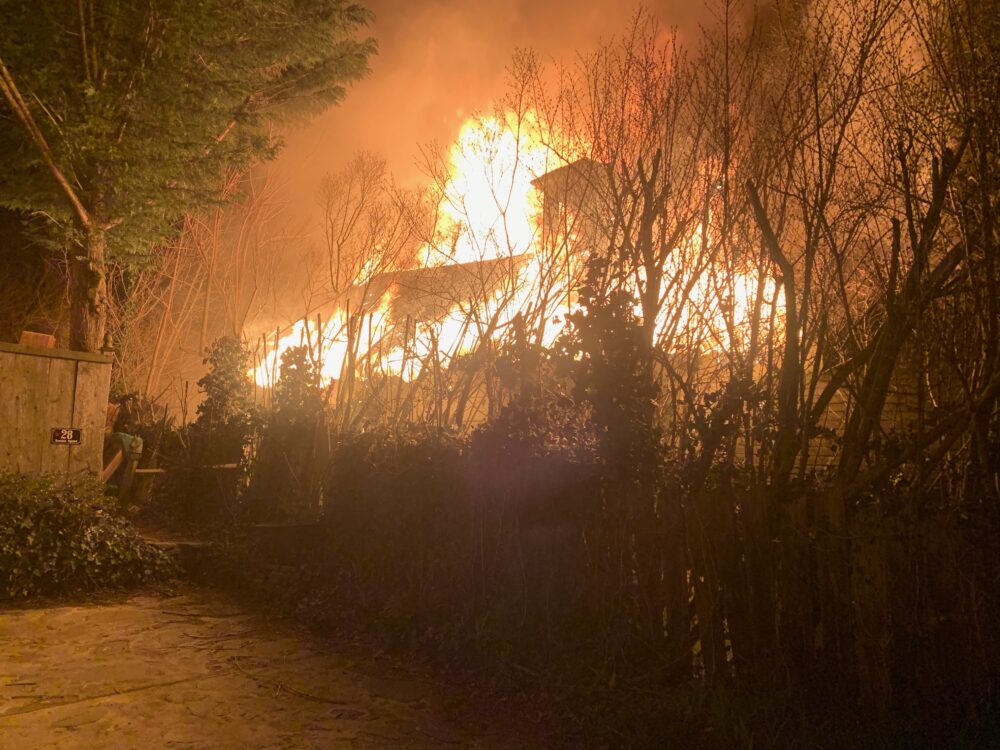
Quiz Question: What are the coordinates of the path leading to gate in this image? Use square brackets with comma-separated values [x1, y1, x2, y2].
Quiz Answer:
[0, 588, 542, 749]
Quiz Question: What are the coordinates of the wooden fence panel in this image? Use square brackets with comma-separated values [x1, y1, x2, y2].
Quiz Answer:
[69, 359, 112, 474]
[0, 342, 112, 477]
[40, 357, 78, 474]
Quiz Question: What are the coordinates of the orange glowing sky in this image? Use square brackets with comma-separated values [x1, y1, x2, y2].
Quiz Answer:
[252, 1, 755, 332]
[249, 1, 781, 386]
[271, 1, 712, 200]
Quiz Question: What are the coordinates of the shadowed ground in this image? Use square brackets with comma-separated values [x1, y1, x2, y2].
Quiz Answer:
[0, 587, 538, 749]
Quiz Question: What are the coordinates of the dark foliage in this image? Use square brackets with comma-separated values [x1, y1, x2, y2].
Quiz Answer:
[191, 336, 260, 466]
[243, 346, 326, 521]
[0, 208, 64, 343]
[321, 425, 469, 636]
[151, 337, 260, 526]
[223, 264, 1000, 745]
[0, 472, 174, 599]
[0, 0, 375, 260]
[232, 423, 999, 747]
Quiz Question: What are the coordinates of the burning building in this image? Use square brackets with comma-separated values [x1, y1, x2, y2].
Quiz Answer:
[251, 117, 602, 391]
[251, 112, 785, 437]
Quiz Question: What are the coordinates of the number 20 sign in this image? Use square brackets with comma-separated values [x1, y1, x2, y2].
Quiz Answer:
[51, 428, 82, 445]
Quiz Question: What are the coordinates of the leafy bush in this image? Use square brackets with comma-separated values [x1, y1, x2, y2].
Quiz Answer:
[191, 335, 260, 467]
[152, 336, 261, 527]
[322, 425, 470, 633]
[469, 391, 599, 524]
[0, 472, 174, 599]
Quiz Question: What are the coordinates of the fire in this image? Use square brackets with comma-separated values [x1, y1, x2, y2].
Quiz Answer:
[419, 112, 555, 267]
[253, 109, 566, 387]
[253, 290, 395, 388]
[251, 110, 781, 391]
[651, 235, 785, 354]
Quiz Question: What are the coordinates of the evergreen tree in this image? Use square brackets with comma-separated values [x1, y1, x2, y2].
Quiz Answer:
[273, 345, 323, 423]
[192, 336, 259, 465]
[0, 1, 375, 350]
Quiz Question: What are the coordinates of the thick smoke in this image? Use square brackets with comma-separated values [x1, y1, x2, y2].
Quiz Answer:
[271, 0, 714, 208]
[250, 0, 741, 333]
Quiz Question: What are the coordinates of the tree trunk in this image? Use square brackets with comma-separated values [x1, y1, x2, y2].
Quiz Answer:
[69, 225, 108, 352]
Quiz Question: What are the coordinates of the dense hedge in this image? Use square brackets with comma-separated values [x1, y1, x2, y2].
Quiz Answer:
[0, 472, 174, 599]
[322, 425, 471, 634]
[230, 412, 999, 747]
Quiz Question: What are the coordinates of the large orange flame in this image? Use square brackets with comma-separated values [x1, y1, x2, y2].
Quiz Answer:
[419, 112, 554, 267]
[252, 110, 781, 390]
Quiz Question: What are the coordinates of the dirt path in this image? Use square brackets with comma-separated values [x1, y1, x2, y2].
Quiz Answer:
[0, 588, 541, 749]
